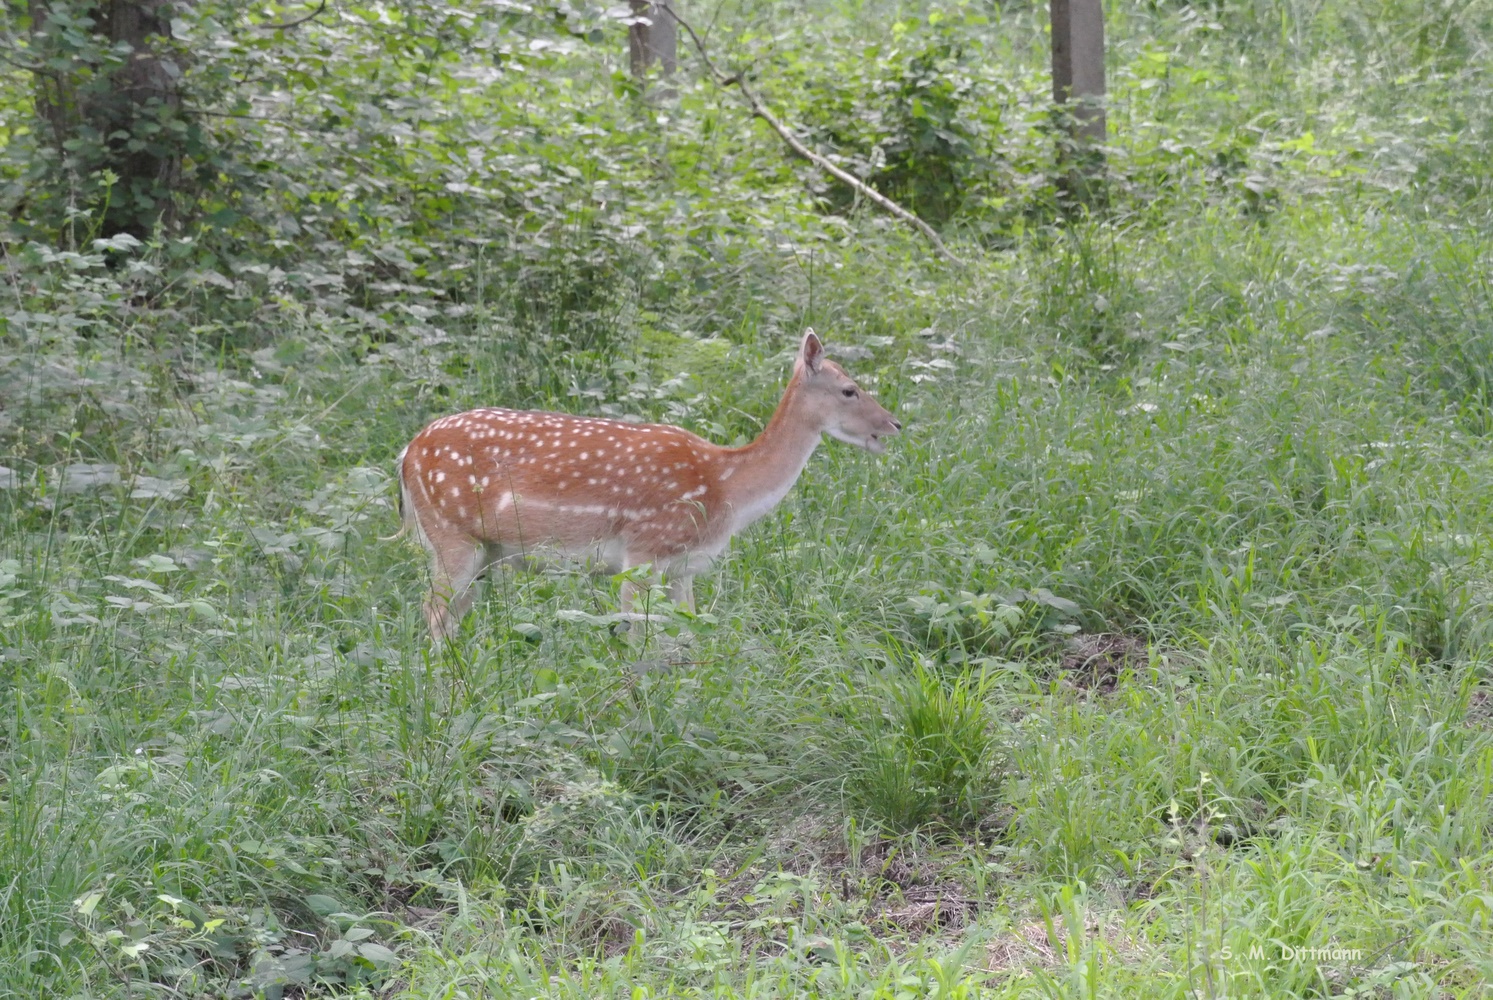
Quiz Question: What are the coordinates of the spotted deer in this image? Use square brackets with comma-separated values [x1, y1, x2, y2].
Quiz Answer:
[394, 330, 901, 639]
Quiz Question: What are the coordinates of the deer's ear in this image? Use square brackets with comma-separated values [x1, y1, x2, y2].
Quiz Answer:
[799, 329, 825, 375]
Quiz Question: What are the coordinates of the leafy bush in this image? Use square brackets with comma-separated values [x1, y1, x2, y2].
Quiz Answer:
[796, 13, 992, 227]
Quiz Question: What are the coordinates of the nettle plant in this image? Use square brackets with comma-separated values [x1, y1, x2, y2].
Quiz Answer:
[789, 11, 1001, 227]
[63, 881, 400, 998]
[907, 583, 1082, 662]
[1, 0, 638, 245]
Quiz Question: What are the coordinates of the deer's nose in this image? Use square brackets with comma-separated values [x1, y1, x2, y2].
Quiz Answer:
[891, 419, 903, 431]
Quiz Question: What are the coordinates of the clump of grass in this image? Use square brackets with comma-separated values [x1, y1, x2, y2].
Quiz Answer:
[844, 659, 1004, 834]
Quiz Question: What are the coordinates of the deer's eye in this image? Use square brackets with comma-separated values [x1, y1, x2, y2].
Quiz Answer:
[842, 388, 858, 399]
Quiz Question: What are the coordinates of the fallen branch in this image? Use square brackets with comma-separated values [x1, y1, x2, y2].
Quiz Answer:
[191, 109, 324, 137]
[0, 40, 46, 73]
[254, 0, 329, 31]
[660, 3, 965, 267]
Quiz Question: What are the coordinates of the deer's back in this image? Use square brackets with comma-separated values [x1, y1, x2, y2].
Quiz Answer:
[402, 407, 727, 562]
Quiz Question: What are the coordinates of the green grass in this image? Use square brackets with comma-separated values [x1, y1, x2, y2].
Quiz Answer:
[6, 202, 1492, 998]
[5, 0, 1493, 996]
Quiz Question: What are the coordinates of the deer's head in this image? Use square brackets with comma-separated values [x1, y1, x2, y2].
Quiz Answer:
[793, 329, 902, 454]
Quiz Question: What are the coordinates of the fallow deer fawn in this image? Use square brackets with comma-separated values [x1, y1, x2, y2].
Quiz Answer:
[394, 330, 900, 639]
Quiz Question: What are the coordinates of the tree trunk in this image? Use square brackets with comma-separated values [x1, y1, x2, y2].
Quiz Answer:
[628, 0, 676, 97]
[1050, 0, 1105, 142]
[1050, 0, 1105, 205]
[30, 0, 184, 239]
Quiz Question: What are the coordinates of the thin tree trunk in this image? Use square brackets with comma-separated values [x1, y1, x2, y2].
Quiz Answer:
[29, 0, 73, 153]
[1050, 0, 1106, 205]
[628, 0, 677, 98]
[1051, 0, 1106, 142]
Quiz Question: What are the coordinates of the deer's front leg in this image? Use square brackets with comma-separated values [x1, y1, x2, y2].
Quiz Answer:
[668, 574, 695, 613]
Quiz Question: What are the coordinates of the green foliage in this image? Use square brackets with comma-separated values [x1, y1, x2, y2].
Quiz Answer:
[7, 0, 234, 240]
[794, 9, 1000, 227]
[61, 884, 401, 998]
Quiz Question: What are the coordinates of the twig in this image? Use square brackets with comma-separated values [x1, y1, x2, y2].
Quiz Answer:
[660, 3, 965, 267]
[191, 109, 322, 136]
[254, 0, 328, 31]
[0, 44, 45, 73]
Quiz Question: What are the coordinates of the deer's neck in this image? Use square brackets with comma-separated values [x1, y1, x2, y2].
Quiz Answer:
[720, 377, 823, 531]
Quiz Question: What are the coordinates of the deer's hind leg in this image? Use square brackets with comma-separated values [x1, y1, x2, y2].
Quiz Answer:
[419, 526, 491, 641]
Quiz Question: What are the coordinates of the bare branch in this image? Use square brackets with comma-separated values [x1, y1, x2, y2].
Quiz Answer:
[660, 3, 965, 267]
[191, 109, 323, 136]
[254, 0, 328, 31]
[0, 33, 46, 72]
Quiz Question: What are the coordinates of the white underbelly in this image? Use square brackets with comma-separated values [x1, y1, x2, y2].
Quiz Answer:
[491, 536, 628, 575]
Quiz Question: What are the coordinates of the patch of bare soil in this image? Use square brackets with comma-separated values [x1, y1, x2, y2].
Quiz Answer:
[848, 839, 979, 936]
[985, 919, 1061, 971]
[1467, 687, 1492, 728]
[747, 817, 983, 938]
[984, 914, 1152, 975]
[1059, 633, 1152, 692]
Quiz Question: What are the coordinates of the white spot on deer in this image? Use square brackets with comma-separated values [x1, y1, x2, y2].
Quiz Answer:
[436, 471, 447, 483]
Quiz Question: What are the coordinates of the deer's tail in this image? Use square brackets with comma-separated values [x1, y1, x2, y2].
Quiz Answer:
[378, 446, 416, 543]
